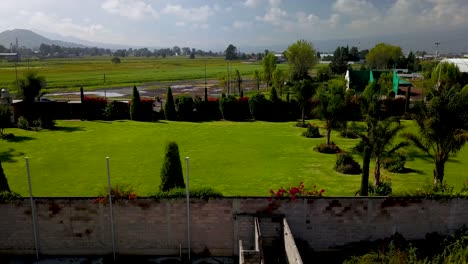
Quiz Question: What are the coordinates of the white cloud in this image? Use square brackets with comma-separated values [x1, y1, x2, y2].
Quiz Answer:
[256, 7, 287, 25]
[175, 21, 186, 27]
[101, 0, 158, 20]
[242, 0, 262, 8]
[268, 0, 281, 8]
[333, 0, 377, 17]
[162, 4, 213, 22]
[233, 20, 252, 29]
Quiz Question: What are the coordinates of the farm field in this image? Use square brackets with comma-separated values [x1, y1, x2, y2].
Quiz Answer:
[0, 56, 294, 92]
[1, 120, 467, 197]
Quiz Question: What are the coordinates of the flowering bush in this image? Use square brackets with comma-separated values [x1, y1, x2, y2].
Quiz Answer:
[269, 182, 325, 201]
[83, 96, 108, 120]
[94, 183, 138, 204]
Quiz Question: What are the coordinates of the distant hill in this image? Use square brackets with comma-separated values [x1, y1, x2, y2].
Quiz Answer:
[0, 29, 87, 50]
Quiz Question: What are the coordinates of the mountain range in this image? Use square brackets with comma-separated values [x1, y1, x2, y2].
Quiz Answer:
[1, 28, 467, 54]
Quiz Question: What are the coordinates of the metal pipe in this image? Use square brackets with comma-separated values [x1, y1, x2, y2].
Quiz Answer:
[185, 157, 191, 260]
[106, 157, 116, 261]
[26, 157, 39, 260]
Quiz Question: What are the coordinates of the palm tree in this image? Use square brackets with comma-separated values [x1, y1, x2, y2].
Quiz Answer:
[404, 86, 468, 185]
[293, 79, 316, 125]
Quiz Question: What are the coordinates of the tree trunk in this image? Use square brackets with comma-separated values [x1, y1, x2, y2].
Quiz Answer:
[405, 86, 411, 114]
[326, 128, 331, 145]
[0, 161, 11, 193]
[374, 157, 381, 186]
[433, 160, 445, 185]
[360, 146, 371, 196]
[301, 106, 306, 124]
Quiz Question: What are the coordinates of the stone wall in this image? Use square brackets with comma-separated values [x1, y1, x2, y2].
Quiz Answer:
[0, 197, 467, 256]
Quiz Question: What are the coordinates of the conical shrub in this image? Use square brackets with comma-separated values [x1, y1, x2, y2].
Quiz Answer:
[160, 142, 185, 191]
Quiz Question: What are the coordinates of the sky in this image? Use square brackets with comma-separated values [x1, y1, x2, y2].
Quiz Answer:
[1, 0, 467, 50]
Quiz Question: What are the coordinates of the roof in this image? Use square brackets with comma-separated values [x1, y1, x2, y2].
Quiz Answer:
[0, 53, 18, 56]
[441, 58, 468, 73]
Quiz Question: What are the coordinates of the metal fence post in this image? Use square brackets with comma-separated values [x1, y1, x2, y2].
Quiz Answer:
[185, 157, 191, 261]
[106, 157, 116, 261]
[25, 157, 39, 260]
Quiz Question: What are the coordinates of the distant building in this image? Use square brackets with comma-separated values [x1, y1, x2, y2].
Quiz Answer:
[440, 58, 468, 73]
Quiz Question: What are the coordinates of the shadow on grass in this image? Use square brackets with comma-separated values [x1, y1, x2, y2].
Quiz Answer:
[0, 148, 25, 163]
[3, 135, 36, 143]
[53, 126, 85, 132]
[399, 167, 426, 175]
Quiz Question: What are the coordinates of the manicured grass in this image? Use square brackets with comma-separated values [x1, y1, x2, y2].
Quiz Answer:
[0, 56, 289, 91]
[1, 120, 467, 197]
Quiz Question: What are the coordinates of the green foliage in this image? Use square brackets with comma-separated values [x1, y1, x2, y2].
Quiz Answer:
[234, 69, 243, 95]
[17, 116, 29, 130]
[272, 68, 285, 96]
[377, 71, 394, 96]
[249, 93, 271, 121]
[176, 95, 194, 121]
[0, 161, 11, 193]
[17, 70, 46, 103]
[382, 153, 407, 173]
[164, 87, 177, 120]
[293, 79, 316, 123]
[225, 44, 238, 60]
[253, 70, 261, 91]
[390, 182, 468, 198]
[335, 153, 362, 175]
[220, 95, 250, 121]
[160, 142, 185, 192]
[0, 105, 11, 136]
[368, 177, 392, 196]
[404, 86, 468, 184]
[262, 53, 277, 88]
[431, 62, 462, 89]
[0, 191, 21, 203]
[314, 80, 347, 145]
[151, 187, 223, 200]
[105, 101, 129, 120]
[129, 85, 141, 121]
[270, 85, 279, 102]
[285, 39, 317, 80]
[111, 57, 121, 64]
[314, 142, 341, 154]
[95, 183, 137, 204]
[365, 43, 403, 69]
[302, 124, 321, 138]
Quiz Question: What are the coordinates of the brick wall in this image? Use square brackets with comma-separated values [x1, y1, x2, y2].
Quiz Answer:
[0, 198, 467, 256]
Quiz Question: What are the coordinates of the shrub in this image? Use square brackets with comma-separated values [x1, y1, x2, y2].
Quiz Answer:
[295, 121, 309, 128]
[129, 85, 141, 121]
[302, 124, 321, 138]
[193, 96, 222, 121]
[176, 95, 194, 121]
[248, 93, 271, 121]
[335, 153, 362, 174]
[160, 142, 185, 192]
[382, 153, 407, 173]
[220, 95, 251, 121]
[105, 101, 129, 120]
[83, 96, 107, 120]
[35, 116, 55, 129]
[368, 177, 392, 196]
[95, 183, 138, 204]
[269, 182, 325, 201]
[0, 105, 12, 137]
[0, 191, 21, 203]
[111, 57, 121, 64]
[164, 87, 177, 120]
[17, 116, 29, 130]
[353, 140, 366, 154]
[314, 142, 341, 154]
[151, 187, 223, 200]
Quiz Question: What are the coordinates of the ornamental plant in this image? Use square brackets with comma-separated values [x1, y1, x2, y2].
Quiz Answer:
[269, 182, 324, 201]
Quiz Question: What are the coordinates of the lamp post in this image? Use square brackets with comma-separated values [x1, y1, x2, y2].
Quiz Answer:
[185, 157, 191, 261]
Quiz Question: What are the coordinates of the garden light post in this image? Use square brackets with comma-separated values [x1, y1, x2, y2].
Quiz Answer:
[25, 157, 39, 260]
[106, 157, 116, 261]
[185, 157, 191, 261]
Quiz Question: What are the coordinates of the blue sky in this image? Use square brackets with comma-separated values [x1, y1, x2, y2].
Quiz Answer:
[1, 0, 467, 50]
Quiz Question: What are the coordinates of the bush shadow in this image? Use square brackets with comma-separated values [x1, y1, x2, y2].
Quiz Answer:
[3, 136, 36, 143]
[0, 148, 25, 163]
[53, 126, 85, 132]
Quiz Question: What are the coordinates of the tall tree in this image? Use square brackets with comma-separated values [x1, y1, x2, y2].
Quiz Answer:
[130, 85, 141, 121]
[366, 43, 403, 69]
[18, 70, 46, 103]
[285, 40, 317, 81]
[262, 53, 277, 89]
[314, 80, 346, 145]
[329, 46, 350, 75]
[234, 69, 242, 95]
[253, 70, 261, 92]
[160, 142, 185, 191]
[164, 87, 177, 120]
[293, 79, 316, 124]
[225, 44, 238, 60]
[272, 68, 286, 96]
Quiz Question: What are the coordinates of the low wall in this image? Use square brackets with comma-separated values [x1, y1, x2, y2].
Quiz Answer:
[0, 198, 467, 256]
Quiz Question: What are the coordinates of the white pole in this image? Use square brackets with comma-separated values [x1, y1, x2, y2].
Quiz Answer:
[185, 157, 191, 260]
[25, 157, 39, 260]
[106, 157, 116, 261]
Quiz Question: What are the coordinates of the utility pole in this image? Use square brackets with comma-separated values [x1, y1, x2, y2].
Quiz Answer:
[435, 42, 440, 59]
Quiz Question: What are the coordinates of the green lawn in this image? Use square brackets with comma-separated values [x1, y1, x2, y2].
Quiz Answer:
[0, 56, 289, 92]
[1, 120, 467, 197]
